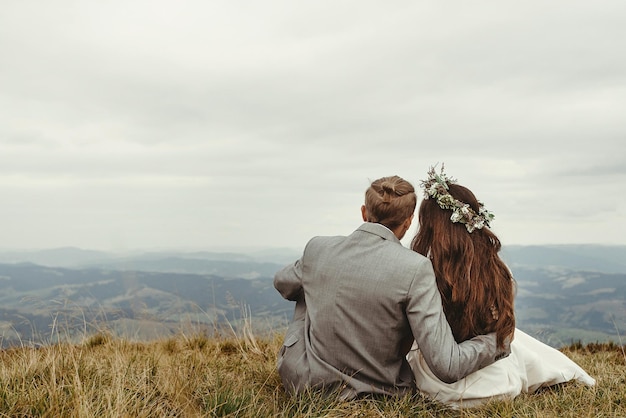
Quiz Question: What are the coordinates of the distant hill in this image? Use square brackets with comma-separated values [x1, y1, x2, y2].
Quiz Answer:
[512, 265, 626, 347]
[0, 247, 301, 270]
[0, 247, 115, 267]
[0, 245, 624, 349]
[0, 262, 292, 348]
[500, 244, 626, 274]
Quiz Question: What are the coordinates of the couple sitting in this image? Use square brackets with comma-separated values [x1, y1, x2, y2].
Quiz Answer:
[274, 165, 595, 407]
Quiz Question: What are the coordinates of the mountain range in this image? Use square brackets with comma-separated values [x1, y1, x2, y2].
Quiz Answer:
[0, 245, 624, 349]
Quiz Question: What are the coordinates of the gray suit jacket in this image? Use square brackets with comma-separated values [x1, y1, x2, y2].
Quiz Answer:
[274, 222, 508, 399]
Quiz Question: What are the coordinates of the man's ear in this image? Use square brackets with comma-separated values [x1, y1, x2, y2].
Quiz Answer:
[400, 214, 414, 237]
[361, 205, 368, 221]
[405, 214, 414, 229]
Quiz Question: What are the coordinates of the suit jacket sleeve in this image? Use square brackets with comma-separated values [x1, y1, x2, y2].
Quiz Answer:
[407, 257, 510, 383]
[274, 257, 305, 301]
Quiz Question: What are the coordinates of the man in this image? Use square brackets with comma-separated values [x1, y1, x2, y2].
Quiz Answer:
[274, 175, 510, 399]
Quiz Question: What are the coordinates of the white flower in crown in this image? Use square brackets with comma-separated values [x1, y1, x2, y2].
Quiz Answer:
[437, 194, 455, 208]
[479, 205, 495, 224]
[473, 218, 485, 230]
[450, 210, 463, 223]
[427, 183, 439, 197]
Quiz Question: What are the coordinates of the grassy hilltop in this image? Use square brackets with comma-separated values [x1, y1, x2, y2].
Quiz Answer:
[0, 328, 624, 418]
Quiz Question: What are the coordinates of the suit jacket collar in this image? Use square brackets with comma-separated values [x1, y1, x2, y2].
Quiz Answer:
[356, 222, 402, 244]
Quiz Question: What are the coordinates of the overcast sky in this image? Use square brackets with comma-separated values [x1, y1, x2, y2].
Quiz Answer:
[1, 1, 625, 253]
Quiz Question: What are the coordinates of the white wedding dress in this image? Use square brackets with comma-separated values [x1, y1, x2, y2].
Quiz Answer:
[407, 328, 596, 408]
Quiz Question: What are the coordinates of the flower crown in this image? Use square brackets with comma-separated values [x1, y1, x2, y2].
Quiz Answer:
[420, 164, 495, 233]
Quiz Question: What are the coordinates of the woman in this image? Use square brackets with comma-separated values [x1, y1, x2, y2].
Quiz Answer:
[406, 165, 595, 408]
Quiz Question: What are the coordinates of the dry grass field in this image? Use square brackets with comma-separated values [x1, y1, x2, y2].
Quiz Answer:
[0, 326, 623, 418]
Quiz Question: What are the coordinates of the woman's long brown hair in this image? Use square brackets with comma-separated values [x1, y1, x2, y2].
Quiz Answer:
[411, 183, 515, 348]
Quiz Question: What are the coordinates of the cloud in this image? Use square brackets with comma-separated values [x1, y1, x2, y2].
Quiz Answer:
[1, 0, 625, 250]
